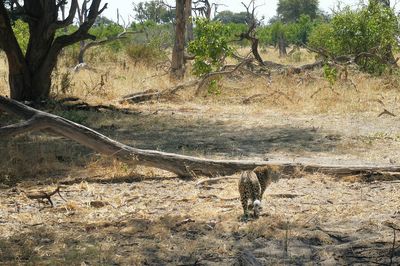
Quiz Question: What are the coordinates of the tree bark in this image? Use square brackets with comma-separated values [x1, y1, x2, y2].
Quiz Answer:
[240, 1, 264, 66]
[170, 0, 187, 80]
[184, 0, 193, 44]
[77, 0, 89, 64]
[0, 3, 32, 100]
[2, 96, 400, 179]
[278, 34, 287, 57]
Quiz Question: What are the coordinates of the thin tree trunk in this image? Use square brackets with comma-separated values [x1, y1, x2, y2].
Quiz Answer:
[78, 41, 86, 64]
[8, 65, 33, 100]
[278, 34, 287, 57]
[250, 37, 264, 65]
[185, 0, 193, 44]
[170, 0, 187, 80]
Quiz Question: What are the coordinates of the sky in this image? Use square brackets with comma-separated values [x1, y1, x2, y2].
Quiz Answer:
[101, 0, 362, 24]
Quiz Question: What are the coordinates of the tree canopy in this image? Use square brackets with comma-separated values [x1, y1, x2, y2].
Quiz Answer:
[213, 10, 248, 24]
[308, 0, 399, 73]
[133, 0, 174, 23]
[277, 0, 319, 22]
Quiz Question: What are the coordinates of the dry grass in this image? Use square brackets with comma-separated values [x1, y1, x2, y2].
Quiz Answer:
[2, 47, 400, 115]
[1, 46, 400, 264]
[0, 173, 399, 264]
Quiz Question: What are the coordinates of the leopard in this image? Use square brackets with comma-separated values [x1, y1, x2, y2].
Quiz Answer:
[238, 165, 281, 219]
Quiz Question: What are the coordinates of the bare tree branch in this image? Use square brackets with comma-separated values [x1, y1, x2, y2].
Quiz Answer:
[77, 30, 141, 64]
[52, 0, 78, 30]
[238, 0, 264, 65]
[196, 58, 253, 95]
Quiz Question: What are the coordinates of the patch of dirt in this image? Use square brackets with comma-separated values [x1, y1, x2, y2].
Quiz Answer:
[83, 105, 400, 165]
[1, 174, 399, 265]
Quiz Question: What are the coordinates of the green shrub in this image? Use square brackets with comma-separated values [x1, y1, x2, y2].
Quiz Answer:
[309, 2, 399, 74]
[258, 14, 319, 47]
[188, 18, 233, 77]
[89, 22, 125, 52]
[125, 43, 166, 65]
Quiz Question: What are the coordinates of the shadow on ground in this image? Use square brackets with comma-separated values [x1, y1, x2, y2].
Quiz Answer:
[0, 214, 398, 265]
[0, 107, 341, 182]
[92, 111, 339, 158]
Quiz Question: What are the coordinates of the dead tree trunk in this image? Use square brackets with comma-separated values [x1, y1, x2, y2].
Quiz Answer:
[0, 96, 268, 177]
[185, 0, 193, 44]
[240, 0, 265, 65]
[77, 0, 89, 64]
[193, 0, 212, 19]
[2, 96, 400, 179]
[278, 33, 287, 57]
[170, 0, 187, 80]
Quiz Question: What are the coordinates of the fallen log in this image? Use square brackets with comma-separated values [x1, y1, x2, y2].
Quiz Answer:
[2, 96, 400, 178]
[120, 80, 199, 104]
[0, 96, 267, 177]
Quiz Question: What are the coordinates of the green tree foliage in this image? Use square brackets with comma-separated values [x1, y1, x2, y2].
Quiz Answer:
[93, 16, 116, 26]
[258, 15, 316, 46]
[130, 20, 174, 48]
[308, 1, 399, 74]
[11, 20, 29, 54]
[269, 21, 286, 46]
[214, 11, 248, 24]
[188, 18, 232, 77]
[126, 21, 173, 64]
[227, 22, 249, 46]
[133, 0, 174, 24]
[286, 15, 315, 44]
[277, 0, 319, 22]
[89, 20, 125, 51]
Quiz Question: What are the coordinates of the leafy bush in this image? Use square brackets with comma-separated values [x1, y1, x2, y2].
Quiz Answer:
[309, 2, 399, 74]
[286, 15, 315, 45]
[257, 25, 273, 46]
[188, 18, 233, 76]
[227, 22, 250, 46]
[125, 43, 166, 65]
[89, 22, 125, 51]
[261, 15, 317, 47]
[323, 64, 338, 86]
[130, 21, 174, 48]
[126, 22, 172, 64]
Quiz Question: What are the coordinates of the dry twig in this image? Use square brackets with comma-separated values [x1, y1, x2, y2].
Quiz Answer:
[23, 186, 66, 207]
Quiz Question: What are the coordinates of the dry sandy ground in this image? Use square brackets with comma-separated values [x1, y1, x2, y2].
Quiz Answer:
[0, 172, 399, 265]
[1, 101, 400, 265]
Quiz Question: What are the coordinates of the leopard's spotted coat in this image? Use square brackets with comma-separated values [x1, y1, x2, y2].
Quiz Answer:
[238, 165, 281, 218]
